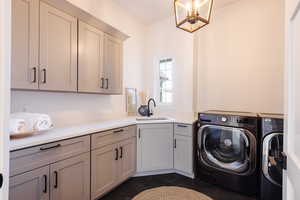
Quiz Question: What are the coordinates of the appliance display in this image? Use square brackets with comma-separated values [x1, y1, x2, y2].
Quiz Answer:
[195, 111, 259, 195]
[259, 114, 284, 200]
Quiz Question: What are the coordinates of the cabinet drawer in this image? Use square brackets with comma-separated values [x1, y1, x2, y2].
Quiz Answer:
[174, 123, 193, 137]
[10, 136, 90, 177]
[91, 125, 136, 150]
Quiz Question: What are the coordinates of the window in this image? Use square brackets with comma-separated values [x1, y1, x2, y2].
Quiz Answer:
[159, 58, 173, 104]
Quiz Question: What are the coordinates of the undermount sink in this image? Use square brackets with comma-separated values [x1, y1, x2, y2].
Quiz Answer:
[136, 117, 171, 121]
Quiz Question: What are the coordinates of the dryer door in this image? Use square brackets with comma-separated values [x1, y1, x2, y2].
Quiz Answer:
[262, 132, 283, 186]
[198, 125, 257, 175]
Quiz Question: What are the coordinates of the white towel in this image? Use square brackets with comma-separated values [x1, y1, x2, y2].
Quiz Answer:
[10, 112, 53, 132]
[9, 118, 26, 134]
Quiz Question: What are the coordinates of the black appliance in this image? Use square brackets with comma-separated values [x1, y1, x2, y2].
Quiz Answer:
[259, 114, 284, 200]
[195, 111, 259, 195]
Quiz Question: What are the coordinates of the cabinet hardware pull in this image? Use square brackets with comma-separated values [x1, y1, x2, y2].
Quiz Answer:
[105, 78, 109, 89]
[100, 78, 104, 89]
[138, 129, 141, 139]
[54, 171, 58, 189]
[177, 124, 188, 128]
[40, 144, 61, 151]
[42, 69, 47, 84]
[113, 129, 124, 134]
[120, 147, 123, 159]
[32, 67, 37, 83]
[115, 148, 119, 160]
[43, 175, 47, 193]
[174, 139, 177, 149]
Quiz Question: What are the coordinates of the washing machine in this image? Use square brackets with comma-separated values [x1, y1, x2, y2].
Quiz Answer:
[195, 111, 259, 195]
[259, 114, 284, 200]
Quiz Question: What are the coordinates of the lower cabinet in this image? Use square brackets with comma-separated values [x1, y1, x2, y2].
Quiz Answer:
[50, 153, 90, 200]
[173, 123, 194, 177]
[9, 153, 90, 200]
[9, 166, 49, 200]
[174, 134, 193, 175]
[137, 123, 174, 173]
[91, 135, 136, 199]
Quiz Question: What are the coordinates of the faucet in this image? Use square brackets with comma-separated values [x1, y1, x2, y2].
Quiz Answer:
[147, 98, 156, 117]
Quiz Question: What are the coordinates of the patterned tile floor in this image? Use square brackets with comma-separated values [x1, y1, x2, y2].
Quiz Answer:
[99, 173, 257, 200]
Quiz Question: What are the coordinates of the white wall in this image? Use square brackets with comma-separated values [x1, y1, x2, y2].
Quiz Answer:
[11, 0, 146, 127]
[195, 0, 284, 114]
[143, 17, 194, 117]
[0, 0, 11, 198]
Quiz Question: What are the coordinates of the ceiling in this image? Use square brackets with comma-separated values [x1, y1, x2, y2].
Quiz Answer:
[113, 0, 241, 25]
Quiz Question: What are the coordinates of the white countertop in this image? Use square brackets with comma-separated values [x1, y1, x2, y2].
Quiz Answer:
[10, 116, 197, 151]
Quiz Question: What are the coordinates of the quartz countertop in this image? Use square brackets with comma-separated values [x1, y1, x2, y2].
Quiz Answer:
[10, 116, 197, 151]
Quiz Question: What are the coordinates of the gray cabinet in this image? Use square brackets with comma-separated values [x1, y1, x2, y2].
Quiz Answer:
[11, 0, 39, 89]
[91, 126, 136, 199]
[11, 0, 125, 94]
[91, 144, 118, 199]
[104, 34, 123, 94]
[50, 153, 90, 200]
[174, 123, 194, 177]
[78, 21, 106, 93]
[10, 136, 91, 200]
[39, 2, 78, 91]
[9, 166, 49, 200]
[118, 138, 136, 183]
[137, 124, 174, 173]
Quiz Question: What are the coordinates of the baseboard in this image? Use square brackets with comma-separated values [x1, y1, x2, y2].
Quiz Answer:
[134, 169, 195, 179]
[134, 169, 176, 177]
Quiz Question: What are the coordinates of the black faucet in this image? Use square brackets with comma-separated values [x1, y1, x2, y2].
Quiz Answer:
[147, 98, 156, 117]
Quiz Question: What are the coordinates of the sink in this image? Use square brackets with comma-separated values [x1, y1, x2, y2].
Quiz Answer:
[136, 117, 171, 121]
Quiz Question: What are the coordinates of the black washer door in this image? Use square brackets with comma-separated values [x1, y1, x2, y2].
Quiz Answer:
[198, 125, 257, 175]
[262, 133, 283, 186]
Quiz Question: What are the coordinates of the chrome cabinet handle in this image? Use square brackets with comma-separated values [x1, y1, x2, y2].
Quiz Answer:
[40, 144, 61, 151]
[41, 69, 47, 84]
[174, 139, 177, 149]
[54, 171, 58, 189]
[43, 175, 47, 193]
[31, 67, 37, 83]
[105, 78, 109, 89]
[138, 129, 141, 139]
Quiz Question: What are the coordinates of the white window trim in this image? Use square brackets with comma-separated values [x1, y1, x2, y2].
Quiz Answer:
[155, 57, 175, 107]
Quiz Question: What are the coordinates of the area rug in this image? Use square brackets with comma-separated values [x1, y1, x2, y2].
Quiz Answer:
[132, 186, 214, 200]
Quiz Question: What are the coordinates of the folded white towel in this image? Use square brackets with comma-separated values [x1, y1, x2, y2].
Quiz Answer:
[10, 112, 53, 133]
[9, 118, 26, 134]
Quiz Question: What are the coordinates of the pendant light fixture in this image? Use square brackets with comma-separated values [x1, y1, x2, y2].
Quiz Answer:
[174, 0, 213, 33]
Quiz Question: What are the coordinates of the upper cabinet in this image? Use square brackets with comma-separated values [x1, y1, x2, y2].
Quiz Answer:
[78, 21, 105, 93]
[39, 2, 78, 91]
[11, 0, 128, 94]
[11, 0, 39, 89]
[104, 35, 123, 94]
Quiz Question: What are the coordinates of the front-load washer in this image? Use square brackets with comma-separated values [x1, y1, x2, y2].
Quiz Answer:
[195, 111, 259, 196]
[259, 114, 284, 200]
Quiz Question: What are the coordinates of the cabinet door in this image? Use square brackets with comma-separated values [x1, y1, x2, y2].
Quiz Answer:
[137, 124, 174, 172]
[91, 144, 118, 199]
[50, 153, 90, 200]
[9, 166, 49, 200]
[11, 0, 39, 89]
[104, 34, 123, 94]
[40, 2, 77, 91]
[78, 21, 106, 93]
[118, 137, 136, 182]
[174, 135, 193, 175]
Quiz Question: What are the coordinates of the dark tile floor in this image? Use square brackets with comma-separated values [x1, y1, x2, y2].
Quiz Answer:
[99, 173, 257, 200]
